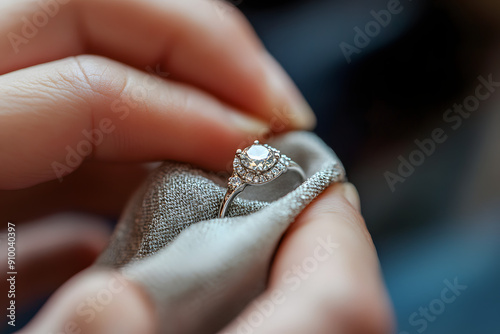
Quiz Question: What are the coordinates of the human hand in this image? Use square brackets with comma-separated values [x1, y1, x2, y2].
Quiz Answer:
[0, 0, 315, 190]
[16, 183, 394, 334]
[0, 0, 393, 333]
[1, 0, 314, 330]
[220, 183, 395, 334]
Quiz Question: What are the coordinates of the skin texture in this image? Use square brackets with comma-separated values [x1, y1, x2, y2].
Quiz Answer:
[0, 0, 394, 333]
[219, 184, 394, 334]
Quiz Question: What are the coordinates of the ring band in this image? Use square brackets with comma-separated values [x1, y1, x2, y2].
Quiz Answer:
[219, 140, 306, 218]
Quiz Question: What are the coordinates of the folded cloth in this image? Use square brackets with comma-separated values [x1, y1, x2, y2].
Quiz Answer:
[96, 131, 345, 334]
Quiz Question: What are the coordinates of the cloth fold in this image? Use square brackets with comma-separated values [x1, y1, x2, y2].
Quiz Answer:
[96, 131, 345, 334]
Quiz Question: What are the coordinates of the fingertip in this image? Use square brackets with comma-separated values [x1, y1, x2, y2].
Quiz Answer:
[226, 108, 271, 135]
[300, 182, 362, 224]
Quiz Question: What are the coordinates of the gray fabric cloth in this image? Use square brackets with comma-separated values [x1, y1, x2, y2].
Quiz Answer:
[96, 131, 345, 334]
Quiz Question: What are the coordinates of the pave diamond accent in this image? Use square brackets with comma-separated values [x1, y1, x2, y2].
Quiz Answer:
[229, 176, 242, 187]
[236, 166, 245, 175]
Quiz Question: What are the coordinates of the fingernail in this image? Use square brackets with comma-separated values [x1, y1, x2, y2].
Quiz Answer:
[227, 108, 270, 134]
[342, 182, 361, 212]
[262, 51, 316, 130]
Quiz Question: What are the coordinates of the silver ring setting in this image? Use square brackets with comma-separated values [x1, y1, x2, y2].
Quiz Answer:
[219, 140, 306, 218]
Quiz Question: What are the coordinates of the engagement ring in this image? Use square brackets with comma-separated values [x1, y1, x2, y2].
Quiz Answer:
[219, 140, 306, 218]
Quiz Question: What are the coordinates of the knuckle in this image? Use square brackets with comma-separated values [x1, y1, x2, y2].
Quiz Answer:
[66, 55, 129, 101]
[16, 55, 129, 110]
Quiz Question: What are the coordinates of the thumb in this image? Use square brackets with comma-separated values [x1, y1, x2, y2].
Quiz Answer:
[19, 269, 156, 334]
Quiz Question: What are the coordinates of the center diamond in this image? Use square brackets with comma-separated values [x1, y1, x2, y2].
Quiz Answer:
[240, 144, 276, 172]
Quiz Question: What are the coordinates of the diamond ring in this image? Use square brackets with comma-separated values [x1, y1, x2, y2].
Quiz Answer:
[219, 140, 306, 218]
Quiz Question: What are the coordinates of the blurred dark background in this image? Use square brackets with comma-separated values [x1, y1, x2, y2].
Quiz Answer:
[239, 0, 500, 333]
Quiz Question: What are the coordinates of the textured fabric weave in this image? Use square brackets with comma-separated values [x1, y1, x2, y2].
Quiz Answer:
[96, 131, 345, 334]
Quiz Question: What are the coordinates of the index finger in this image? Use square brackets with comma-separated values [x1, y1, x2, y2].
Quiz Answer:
[0, 0, 315, 129]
